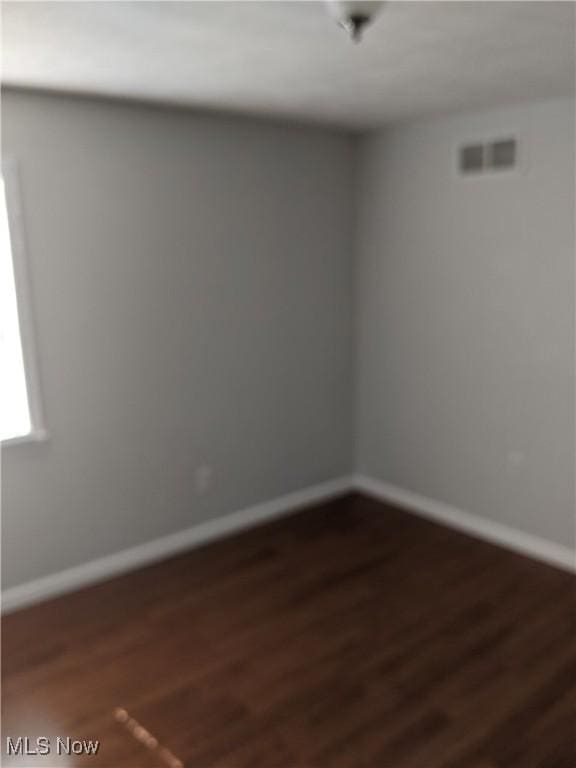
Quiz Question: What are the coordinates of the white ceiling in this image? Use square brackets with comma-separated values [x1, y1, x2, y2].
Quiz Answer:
[2, 1, 575, 129]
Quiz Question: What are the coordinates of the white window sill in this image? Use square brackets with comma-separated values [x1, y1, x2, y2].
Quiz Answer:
[1, 428, 48, 447]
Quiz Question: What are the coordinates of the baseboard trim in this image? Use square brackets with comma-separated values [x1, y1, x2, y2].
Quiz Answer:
[1, 476, 354, 614]
[4, 474, 572, 613]
[354, 474, 575, 573]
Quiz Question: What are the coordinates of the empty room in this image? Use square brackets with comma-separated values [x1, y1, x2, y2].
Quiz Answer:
[1, 1, 575, 766]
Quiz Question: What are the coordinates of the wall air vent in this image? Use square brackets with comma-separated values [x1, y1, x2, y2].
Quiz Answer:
[459, 137, 517, 176]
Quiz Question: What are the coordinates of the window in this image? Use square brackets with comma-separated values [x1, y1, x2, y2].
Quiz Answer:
[1, 162, 45, 444]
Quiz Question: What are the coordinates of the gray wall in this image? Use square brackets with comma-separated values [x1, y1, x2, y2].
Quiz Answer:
[1, 90, 356, 588]
[3, 91, 574, 591]
[356, 99, 575, 547]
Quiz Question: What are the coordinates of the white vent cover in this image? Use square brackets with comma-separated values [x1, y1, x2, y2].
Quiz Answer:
[459, 138, 517, 175]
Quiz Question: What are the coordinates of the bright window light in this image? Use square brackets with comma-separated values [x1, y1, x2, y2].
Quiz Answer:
[1, 176, 32, 442]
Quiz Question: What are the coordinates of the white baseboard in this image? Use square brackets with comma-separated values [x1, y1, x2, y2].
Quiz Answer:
[4, 473, 572, 614]
[354, 474, 575, 573]
[1, 476, 354, 614]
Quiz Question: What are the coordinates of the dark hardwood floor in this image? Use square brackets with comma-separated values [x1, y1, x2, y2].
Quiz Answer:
[2, 494, 575, 768]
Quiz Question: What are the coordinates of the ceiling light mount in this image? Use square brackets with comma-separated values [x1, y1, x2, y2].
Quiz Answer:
[326, 1, 386, 42]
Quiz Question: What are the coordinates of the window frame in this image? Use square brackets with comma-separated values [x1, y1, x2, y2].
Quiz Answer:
[1, 158, 47, 446]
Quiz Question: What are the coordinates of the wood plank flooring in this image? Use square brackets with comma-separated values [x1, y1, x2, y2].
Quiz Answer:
[2, 493, 575, 768]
